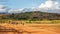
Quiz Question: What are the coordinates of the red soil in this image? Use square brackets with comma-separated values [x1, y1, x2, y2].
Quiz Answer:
[0, 24, 60, 34]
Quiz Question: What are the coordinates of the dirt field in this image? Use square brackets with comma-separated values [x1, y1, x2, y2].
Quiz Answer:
[0, 24, 60, 34]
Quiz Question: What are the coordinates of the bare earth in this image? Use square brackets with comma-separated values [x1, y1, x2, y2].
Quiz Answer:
[0, 24, 60, 34]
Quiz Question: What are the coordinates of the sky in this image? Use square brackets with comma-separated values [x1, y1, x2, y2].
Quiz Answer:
[0, 0, 60, 13]
[0, 0, 47, 9]
[0, 0, 60, 9]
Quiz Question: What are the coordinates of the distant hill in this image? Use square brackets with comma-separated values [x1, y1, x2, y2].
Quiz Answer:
[0, 11, 60, 20]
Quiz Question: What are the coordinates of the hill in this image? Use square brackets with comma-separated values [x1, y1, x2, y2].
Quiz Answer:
[0, 11, 60, 20]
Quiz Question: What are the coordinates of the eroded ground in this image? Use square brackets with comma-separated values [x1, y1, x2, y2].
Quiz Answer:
[0, 24, 60, 34]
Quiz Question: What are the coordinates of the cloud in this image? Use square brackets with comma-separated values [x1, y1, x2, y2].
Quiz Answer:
[0, 5, 5, 9]
[38, 0, 60, 13]
[39, 0, 60, 9]
[8, 8, 24, 13]
[0, 0, 60, 14]
[0, 4, 8, 13]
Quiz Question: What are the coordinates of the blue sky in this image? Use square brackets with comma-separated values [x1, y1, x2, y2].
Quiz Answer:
[0, 0, 60, 9]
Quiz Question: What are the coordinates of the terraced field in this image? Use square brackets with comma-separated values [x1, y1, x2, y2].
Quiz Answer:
[0, 24, 60, 34]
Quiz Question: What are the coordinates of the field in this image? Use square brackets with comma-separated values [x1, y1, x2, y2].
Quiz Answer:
[0, 20, 60, 24]
[0, 23, 60, 34]
[0, 20, 60, 34]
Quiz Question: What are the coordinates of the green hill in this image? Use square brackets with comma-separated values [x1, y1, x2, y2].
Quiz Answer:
[0, 11, 60, 20]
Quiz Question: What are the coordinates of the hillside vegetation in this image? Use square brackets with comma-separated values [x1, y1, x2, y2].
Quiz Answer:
[0, 11, 60, 24]
[0, 11, 60, 20]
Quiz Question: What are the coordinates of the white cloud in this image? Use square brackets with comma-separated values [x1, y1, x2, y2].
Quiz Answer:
[39, 0, 60, 9]
[8, 8, 24, 13]
[38, 0, 60, 13]
[0, 5, 5, 9]
[0, 4, 8, 13]
[0, 0, 60, 14]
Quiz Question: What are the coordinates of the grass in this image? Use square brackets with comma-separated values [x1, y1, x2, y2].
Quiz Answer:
[0, 19, 60, 24]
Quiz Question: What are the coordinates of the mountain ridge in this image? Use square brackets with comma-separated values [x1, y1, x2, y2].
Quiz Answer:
[0, 11, 60, 20]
